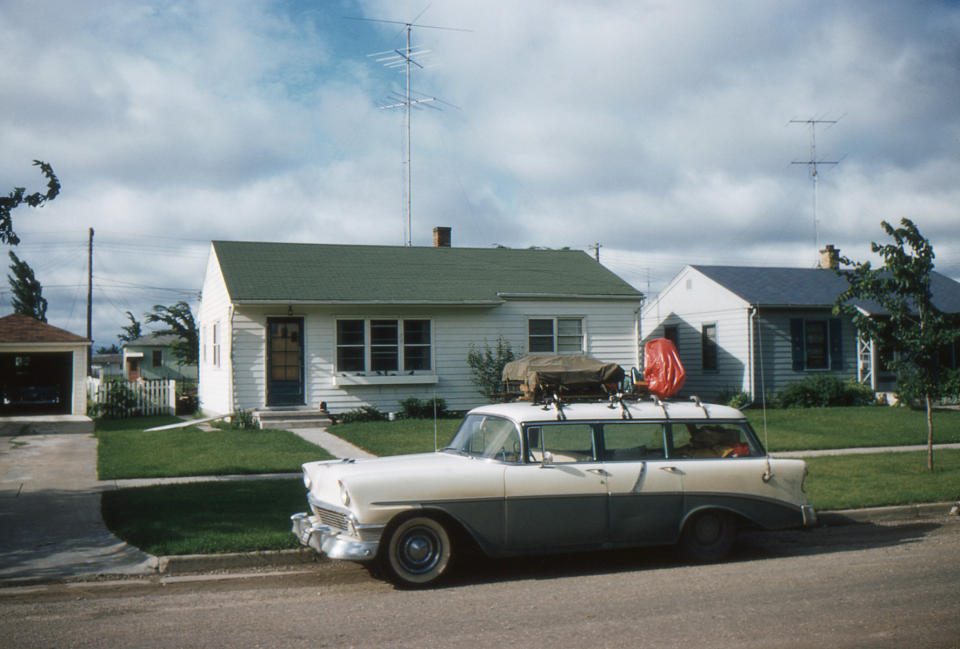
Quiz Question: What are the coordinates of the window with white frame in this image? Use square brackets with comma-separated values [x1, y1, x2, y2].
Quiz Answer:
[212, 322, 221, 367]
[336, 319, 432, 373]
[527, 317, 584, 354]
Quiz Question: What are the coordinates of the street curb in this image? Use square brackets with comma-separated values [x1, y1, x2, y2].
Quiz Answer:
[818, 501, 958, 526]
[156, 548, 324, 575]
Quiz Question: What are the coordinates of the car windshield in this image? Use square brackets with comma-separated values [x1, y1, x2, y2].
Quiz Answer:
[442, 414, 521, 461]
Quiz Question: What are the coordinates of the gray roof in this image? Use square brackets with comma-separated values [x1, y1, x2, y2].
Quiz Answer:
[692, 265, 960, 313]
[212, 241, 642, 303]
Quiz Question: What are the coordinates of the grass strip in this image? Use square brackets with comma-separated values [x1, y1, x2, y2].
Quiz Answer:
[747, 407, 960, 451]
[96, 418, 333, 480]
[101, 479, 305, 555]
[803, 449, 960, 510]
[100, 451, 960, 556]
[330, 418, 462, 456]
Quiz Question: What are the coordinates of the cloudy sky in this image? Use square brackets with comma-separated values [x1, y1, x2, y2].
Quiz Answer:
[3, 0, 959, 348]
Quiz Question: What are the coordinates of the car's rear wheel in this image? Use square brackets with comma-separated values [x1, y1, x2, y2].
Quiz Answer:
[381, 516, 453, 588]
[680, 510, 737, 561]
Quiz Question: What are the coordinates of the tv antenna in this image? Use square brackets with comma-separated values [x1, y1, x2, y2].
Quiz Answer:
[350, 8, 469, 246]
[790, 117, 840, 252]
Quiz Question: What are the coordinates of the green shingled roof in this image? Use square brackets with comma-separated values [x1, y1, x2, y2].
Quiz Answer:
[212, 241, 642, 303]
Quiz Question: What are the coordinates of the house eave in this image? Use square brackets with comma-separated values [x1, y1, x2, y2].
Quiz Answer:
[496, 292, 642, 301]
[229, 298, 505, 307]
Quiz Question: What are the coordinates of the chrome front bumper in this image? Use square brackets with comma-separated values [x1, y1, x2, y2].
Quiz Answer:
[290, 512, 380, 561]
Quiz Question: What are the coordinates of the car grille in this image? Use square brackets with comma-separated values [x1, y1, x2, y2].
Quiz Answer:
[311, 505, 349, 532]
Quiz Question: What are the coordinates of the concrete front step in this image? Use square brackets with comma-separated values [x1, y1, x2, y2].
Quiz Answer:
[254, 409, 332, 430]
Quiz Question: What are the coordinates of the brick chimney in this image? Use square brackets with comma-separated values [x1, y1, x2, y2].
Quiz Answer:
[819, 244, 839, 270]
[433, 226, 451, 248]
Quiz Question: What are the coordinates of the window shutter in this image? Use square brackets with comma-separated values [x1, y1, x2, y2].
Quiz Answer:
[790, 318, 804, 371]
[829, 318, 843, 371]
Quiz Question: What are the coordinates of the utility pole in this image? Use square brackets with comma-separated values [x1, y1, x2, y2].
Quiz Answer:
[86, 227, 93, 373]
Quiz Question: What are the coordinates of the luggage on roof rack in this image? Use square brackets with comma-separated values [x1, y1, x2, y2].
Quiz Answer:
[502, 354, 625, 401]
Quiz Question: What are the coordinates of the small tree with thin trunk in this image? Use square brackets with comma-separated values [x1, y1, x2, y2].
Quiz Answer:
[834, 218, 960, 471]
[467, 337, 516, 401]
[118, 311, 142, 344]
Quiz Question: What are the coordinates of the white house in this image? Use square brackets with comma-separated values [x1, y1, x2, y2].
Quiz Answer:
[198, 231, 644, 417]
[642, 248, 960, 402]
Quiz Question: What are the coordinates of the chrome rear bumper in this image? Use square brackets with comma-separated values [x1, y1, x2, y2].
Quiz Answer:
[290, 512, 379, 561]
[801, 504, 818, 527]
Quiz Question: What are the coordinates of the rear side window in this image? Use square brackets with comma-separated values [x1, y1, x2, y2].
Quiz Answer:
[600, 422, 665, 460]
[669, 422, 760, 459]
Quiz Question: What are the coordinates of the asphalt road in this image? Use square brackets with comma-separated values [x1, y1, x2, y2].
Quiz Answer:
[2, 517, 959, 649]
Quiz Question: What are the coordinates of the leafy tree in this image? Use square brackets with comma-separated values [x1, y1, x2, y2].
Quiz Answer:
[7, 251, 47, 322]
[834, 218, 960, 471]
[1, 160, 60, 245]
[117, 311, 142, 344]
[96, 344, 120, 354]
[145, 301, 198, 366]
[466, 337, 516, 401]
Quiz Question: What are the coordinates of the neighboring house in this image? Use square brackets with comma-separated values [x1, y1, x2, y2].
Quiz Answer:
[641, 247, 960, 402]
[122, 333, 198, 382]
[90, 353, 123, 379]
[198, 231, 643, 416]
[0, 313, 91, 417]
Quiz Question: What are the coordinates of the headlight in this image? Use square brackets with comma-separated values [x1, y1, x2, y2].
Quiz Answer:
[338, 480, 350, 506]
[302, 470, 311, 490]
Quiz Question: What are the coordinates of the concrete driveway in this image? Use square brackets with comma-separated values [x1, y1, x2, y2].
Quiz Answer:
[0, 432, 156, 584]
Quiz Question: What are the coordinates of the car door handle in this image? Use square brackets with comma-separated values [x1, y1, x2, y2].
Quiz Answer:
[586, 468, 609, 476]
[660, 466, 681, 474]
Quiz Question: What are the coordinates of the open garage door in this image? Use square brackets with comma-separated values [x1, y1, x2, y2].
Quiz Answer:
[0, 352, 72, 416]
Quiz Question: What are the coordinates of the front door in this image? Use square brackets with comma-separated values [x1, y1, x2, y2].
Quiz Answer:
[503, 422, 608, 550]
[267, 317, 304, 406]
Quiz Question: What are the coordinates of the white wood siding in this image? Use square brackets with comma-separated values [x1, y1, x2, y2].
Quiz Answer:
[197, 246, 233, 415]
[641, 266, 752, 401]
[224, 298, 640, 415]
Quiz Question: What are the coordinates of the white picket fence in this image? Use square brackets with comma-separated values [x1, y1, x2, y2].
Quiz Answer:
[86, 377, 177, 417]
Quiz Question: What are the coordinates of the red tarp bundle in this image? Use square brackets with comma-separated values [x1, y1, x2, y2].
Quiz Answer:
[644, 338, 686, 399]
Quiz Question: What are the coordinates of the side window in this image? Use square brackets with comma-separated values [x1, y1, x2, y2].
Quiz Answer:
[669, 422, 758, 459]
[601, 422, 665, 460]
[532, 423, 596, 463]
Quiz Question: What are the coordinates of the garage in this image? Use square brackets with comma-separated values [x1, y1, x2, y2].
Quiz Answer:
[0, 313, 90, 419]
[1, 352, 73, 416]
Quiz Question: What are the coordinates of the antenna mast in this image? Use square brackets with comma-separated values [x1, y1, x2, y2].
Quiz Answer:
[356, 10, 469, 246]
[790, 118, 839, 251]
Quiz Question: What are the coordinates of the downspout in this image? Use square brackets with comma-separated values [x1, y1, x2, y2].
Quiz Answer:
[634, 296, 645, 374]
[748, 305, 757, 402]
[227, 304, 235, 413]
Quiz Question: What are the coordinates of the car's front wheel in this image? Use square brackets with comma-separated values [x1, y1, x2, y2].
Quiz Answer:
[680, 510, 737, 561]
[380, 516, 453, 588]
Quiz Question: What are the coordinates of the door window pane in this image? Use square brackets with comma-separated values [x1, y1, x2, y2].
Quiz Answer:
[601, 422, 665, 460]
[538, 423, 595, 463]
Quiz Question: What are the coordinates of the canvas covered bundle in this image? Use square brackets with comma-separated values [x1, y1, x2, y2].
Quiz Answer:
[502, 354, 625, 398]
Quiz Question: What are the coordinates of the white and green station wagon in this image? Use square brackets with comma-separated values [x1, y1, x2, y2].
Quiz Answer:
[291, 398, 817, 587]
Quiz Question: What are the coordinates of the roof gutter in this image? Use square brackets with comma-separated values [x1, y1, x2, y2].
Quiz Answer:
[230, 299, 505, 306]
[496, 292, 642, 301]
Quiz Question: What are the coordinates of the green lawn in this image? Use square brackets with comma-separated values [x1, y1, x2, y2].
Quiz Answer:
[331, 418, 462, 456]
[100, 450, 960, 555]
[330, 408, 960, 457]
[804, 449, 960, 510]
[101, 479, 305, 555]
[746, 407, 960, 451]
[96, 417, 333, 480]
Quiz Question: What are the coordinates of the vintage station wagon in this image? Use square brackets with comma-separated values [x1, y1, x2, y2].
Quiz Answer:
[291, 398, 817, 587]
